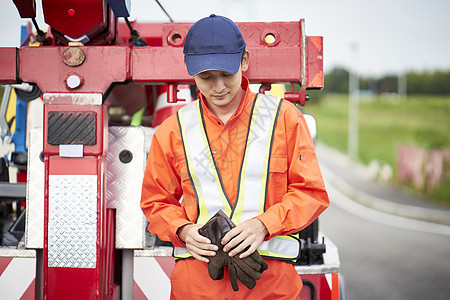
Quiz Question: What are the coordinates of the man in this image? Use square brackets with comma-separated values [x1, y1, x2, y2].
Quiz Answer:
[141, 14, 329, 299]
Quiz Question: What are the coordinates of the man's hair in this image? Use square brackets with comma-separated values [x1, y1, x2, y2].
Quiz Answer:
[241, 49, 247, 63]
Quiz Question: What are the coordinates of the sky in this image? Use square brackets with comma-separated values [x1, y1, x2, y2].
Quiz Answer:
[1, 0, 449, 77]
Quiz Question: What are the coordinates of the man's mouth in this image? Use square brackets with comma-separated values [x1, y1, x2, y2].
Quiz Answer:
[213, 93, 228, 100]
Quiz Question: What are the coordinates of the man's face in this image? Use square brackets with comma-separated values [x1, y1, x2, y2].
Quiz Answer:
[193, 51, 249, 113]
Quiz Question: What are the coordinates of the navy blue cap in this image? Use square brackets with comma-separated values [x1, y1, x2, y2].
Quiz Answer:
[183, 14, 246, 76]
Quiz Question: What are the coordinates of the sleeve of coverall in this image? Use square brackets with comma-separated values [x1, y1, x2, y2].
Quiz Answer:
[140, 131, 191, 248]
[256, 103, 330, 239]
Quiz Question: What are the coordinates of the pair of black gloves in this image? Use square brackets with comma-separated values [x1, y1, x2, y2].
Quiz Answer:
[198, 210, 269, 291]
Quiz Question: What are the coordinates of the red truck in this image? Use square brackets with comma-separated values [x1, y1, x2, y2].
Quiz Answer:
[0, 1, 343, 299]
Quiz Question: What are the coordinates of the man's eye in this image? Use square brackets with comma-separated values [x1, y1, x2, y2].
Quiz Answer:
[199, 75, 211, 80]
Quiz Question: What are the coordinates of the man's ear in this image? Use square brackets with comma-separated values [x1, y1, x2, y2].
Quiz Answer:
[241, 50, 250, 72]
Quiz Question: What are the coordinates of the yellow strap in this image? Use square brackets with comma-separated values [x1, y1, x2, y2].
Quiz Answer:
[195, 101, 232, 219]
[178, 108, 210, 223]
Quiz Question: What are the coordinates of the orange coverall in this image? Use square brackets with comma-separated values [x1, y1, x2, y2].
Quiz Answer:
[141, 76, 330, 299]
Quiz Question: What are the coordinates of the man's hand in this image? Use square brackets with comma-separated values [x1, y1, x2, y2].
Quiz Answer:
[221, 218, 268, 259]
[177, 224, 218, 263]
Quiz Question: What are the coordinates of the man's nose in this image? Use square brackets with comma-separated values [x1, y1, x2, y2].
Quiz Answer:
[213, 77, 226, 92]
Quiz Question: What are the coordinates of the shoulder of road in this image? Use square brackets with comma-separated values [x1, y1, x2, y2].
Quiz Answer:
[315, 142, 450, 226]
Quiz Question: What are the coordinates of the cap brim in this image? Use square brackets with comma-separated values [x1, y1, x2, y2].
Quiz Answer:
[185, 52, 243, 76]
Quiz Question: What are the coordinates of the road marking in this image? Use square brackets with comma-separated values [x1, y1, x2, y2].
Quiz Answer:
[325, 181, 450, 237]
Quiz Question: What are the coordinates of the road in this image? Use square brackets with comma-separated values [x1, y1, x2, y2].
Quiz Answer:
[320, 183, 450, 300]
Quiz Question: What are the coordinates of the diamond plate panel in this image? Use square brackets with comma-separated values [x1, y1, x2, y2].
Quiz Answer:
[48, 175, 97, 268]
[25, 128, 44, 249]
[107, 126, 155, 249]
[0, 248, 36, 258]
[25, 126, 156, 252]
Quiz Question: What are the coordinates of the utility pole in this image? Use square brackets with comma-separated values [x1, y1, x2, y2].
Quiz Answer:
[398, 71, 407, 99]
[348, 42, 359, 160]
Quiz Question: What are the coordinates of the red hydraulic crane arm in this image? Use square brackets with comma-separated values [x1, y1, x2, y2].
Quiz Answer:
[0, 20, 323, 105]
[12, 0, 37, 18]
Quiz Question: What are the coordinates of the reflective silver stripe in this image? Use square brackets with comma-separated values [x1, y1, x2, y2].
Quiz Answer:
[177, 101, 231, 224]
[173, 247, 190, 257]
[258, 235, 301, 259]
[175, 235, 300, 260]
[233, 94, 281, 224]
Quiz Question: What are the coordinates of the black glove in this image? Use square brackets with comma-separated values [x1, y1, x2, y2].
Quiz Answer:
[228, 256, 259, 290]
[199, 210, 268, 291]
[226, 246, 269, 291]
[198, 210, 234, 280]
[239, 249, 268, 274]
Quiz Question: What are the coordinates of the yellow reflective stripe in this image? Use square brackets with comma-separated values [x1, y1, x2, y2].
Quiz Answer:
[232, 95, 262, 224]
[278, 234, 299, 240]
[257, 250, 295, 259]
[177, 250, 294, 260]
[175, 232, 300, 260]
[178, 108, 210, 223]
[175, 252, 192, 259]
[257, 233, 301, 260]
[233, 95, 282, 223]
[196, 101, 232, 220]
[260, 96, 282, 214]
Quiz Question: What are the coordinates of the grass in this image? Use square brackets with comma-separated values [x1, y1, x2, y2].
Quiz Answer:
[303, 93, 450, 204]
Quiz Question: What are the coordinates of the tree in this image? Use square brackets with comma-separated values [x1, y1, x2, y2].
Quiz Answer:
[323, 67, 450, 96]
[324, 67, 349, 93]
